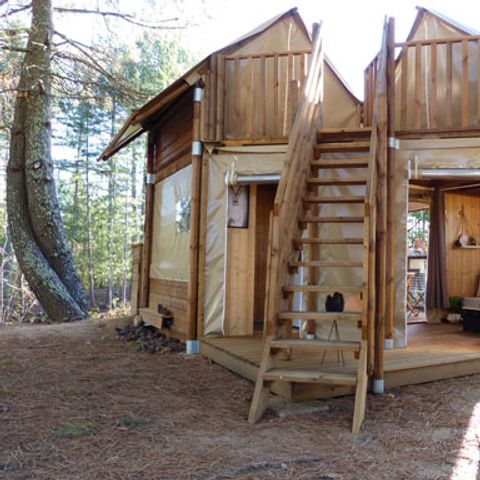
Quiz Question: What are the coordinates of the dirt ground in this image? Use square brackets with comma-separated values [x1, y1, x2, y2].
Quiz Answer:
[0, 319, 479, 480]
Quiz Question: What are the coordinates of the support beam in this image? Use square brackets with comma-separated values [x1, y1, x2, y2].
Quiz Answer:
[139, 135, 155, 308]
[187, 84, 204, 344]
[386, 17, 396, 344]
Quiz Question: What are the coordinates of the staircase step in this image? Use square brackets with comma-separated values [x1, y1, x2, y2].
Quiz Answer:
[277, 311, 362, 322]
[316, 127, 372, 143]
[303, 195, 364, 204]
[283, 285, 363, 294]
[263, 369, 357, 386]
[289, 260, 363, 268]
[307, 176, 367, 185]
[299, 216, 364, 224]
[294, 237, 363, 246]
[310, 158, 369, 169]
[314, 142, 370, 156]
[270, 338, 361, 351]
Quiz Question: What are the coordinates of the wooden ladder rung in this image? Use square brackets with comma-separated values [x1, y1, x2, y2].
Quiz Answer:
[282, 285, 363, 294]
[289, 260, 363, 268]
[310, 158, 369, 168]
[270, 338, 361, 351]
[307, 177, 367, 185]
[314, 141, 370, 156]
[277, 311, 362, 322]
[303, 195, 365, 204]
[263, 369, 358, 386]
[299, 216, 364, 224]
[316, 127, 372, 141]
[294, 237, 363, 246]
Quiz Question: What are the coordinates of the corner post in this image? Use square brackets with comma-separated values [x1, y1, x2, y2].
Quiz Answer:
[373, 18, 390, 394]
[186, 83, 204, 355]
[385, 16, 396, 350]
[139, 133, 156, 309]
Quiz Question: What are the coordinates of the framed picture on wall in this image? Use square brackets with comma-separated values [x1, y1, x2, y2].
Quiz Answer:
[227, 185, 249, 228]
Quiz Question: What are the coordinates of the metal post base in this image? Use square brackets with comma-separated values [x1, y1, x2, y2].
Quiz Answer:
[384, 338, 394, 350]
[186, 340, 200, 355]
[372, 379, 384, 394]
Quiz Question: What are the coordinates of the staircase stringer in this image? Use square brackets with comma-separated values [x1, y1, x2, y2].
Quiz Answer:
[264, 24, 325, 338]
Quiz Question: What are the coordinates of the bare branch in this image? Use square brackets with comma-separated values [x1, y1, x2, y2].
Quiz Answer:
[53, 7, 184, 30]
[1, 45, 29, 53]
[0, 2, 31, 18]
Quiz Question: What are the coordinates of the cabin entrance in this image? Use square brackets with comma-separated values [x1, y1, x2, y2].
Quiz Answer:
[407, 177, 480, 326]
[407, 185, 430, 323]
[224, 183, 277, 336]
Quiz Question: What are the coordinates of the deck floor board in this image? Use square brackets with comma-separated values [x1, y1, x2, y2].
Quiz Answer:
[200, 324, 480, 399]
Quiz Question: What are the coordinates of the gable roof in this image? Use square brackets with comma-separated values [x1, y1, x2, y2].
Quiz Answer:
[406, 6, 479, 41]
[100, 8, 307, 160]
[99, 8, 359, 161]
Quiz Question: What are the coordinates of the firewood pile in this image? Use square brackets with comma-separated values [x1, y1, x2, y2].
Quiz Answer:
[116, 324, 185, 354]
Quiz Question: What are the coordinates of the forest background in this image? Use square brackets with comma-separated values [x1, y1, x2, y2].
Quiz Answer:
[0, 0, 205, 322]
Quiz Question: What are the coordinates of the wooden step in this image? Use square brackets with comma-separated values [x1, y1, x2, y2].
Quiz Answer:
[283, 285, 363, 294]
[314, 142, 370, 156]
[307, 176, 367, 185]
[316, 127, 372, 143]
[289, 260, 363, 268]
[310, 158, 369, 169]
[303, 195, 364, 204]
[294, 237, 363, 246]
[299, 216, 364, 224]
[270, 338, 361, 351]
[263, 369, 357, 386]
[277, 311, 362, 322]
[248, 337, 368, 432]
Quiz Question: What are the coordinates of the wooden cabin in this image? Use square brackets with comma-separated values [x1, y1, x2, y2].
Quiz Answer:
[101, 7, 480, 432]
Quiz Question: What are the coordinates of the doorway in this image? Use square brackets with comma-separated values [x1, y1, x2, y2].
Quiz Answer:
[253, 184, 277, 332]
[224, 183, 277, 336]
[407, 186, 430, 323]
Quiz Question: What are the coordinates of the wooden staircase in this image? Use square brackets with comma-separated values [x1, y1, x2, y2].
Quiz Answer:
[249, 127, 372, 433]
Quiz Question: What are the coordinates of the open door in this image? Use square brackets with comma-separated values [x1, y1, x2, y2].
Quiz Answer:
[224, 184, 277, 336]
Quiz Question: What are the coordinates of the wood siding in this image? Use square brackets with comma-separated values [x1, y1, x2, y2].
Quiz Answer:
[153, 89, 193, 173]
[130, 243, 143, 315]
[445, 192, 480, 298]
[148, 278, 189, 337]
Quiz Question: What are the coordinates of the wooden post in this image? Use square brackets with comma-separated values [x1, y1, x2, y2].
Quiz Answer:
[446, 42, 453, 128]
[414, 43, 422, 129]
[130, 243, 143, 316]
[373, 18, 389, 393]
[215, 54, 225, 141]
[187, 83, 203, 344]
[139, 134, 155, 309]
[196, 155, 209, 340]
[385, 17, 395, 346]
[462, 39, 469, 127]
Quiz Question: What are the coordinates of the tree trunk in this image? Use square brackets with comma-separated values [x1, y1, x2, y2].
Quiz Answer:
[131, 144, 139, 243]
[6, 0, 87, 322]
[107, 97, 116, 310]
[84, 107, 95, 307]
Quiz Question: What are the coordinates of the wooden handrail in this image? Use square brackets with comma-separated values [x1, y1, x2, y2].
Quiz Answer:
[363, 19, 389, 374]
[395, 33, 480, 47]
[224, 49, 311, 60]
[263, 23, 324, 336]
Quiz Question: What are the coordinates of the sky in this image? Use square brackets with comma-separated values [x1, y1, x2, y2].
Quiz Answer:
[180, 0, 480, 98]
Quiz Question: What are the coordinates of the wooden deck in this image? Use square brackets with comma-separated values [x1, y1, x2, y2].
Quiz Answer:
[200, 324, 480, 401]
